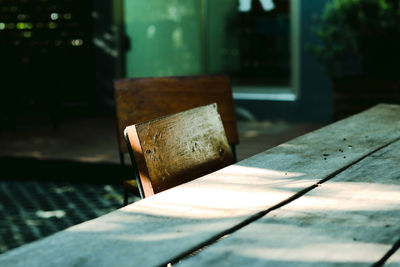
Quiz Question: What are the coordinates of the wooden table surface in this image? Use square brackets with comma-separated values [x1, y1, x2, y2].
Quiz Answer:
[1, 104, 399, 267]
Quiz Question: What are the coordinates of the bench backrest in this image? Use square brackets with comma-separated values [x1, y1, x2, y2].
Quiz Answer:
[124, 103, 234, 197]
[114, 75, 239, 154]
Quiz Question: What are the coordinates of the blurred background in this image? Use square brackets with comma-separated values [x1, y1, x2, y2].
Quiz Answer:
[0, 0, 399, 255]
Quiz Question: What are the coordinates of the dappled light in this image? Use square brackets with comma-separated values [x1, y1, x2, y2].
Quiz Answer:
[1, 105, 399, 267]
[189, 221, 392, 265]
[387, 249, 400, 265]
[285, 182, 400, 213]
[213, 165, 305, 182]
[176, 181, 400, 266]
[75, 154, 114, 163]
[121, 165, 307, 219]
[177, 139, 400, 266]
[36, 210, 66, 219]
[59, 170, 400, 267]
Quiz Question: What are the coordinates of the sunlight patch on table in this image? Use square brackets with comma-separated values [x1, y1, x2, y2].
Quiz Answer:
[234, 241, 389, 264]
[122, 165, 309, 219]
[276, 182, 400, 213]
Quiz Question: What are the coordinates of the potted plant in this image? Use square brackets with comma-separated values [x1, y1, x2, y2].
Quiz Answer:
[308, 0, 400, 119]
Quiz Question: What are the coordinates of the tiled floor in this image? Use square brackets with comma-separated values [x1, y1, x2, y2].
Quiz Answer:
[0, 113, 324, 255]
[0, 180, 133, 254]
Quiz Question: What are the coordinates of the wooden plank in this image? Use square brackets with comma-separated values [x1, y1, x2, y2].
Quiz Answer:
[178, 140, 400, 266]
[0, 104, 399, 267]
[114, 75, 239, 153]
[125, 103, 233, 197]
[385, 249, 400, 266]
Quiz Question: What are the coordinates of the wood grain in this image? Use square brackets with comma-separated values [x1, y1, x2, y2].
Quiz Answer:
[114, 75, 238, 154]
[0, 104, 399, 267]
[125, 103, 233, 197]
[178, 140, 400, 266]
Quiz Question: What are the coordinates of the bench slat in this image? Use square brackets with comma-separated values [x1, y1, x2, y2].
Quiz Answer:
[385, 248, 400, 266]
[179, 139, 400, 266]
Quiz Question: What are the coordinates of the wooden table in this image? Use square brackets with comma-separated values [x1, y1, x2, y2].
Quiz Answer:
[1, 104, 399, 267]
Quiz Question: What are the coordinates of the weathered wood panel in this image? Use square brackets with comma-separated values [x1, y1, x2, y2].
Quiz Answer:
[114, 74, 239, 153]
[0, 104, 399, 267]
[125, 103, 233, 197]
[179, 140, 400, 266]
[385, 249, 400, 266]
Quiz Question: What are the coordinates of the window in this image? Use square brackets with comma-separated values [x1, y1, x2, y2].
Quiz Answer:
[124, 0, 299, 100]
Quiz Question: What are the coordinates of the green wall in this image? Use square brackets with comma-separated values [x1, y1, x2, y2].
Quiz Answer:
[206, 0, 240, 74]
[124, 0, 203, 78]
[124, 0, 240, 78]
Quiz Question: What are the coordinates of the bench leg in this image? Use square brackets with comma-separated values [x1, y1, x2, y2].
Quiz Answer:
[123, 189, 129, 206]
[120, 152, 129, 206]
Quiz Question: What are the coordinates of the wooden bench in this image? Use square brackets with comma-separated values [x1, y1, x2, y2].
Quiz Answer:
[1, 103, 399, 267]
[113, 74, 239, 204]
